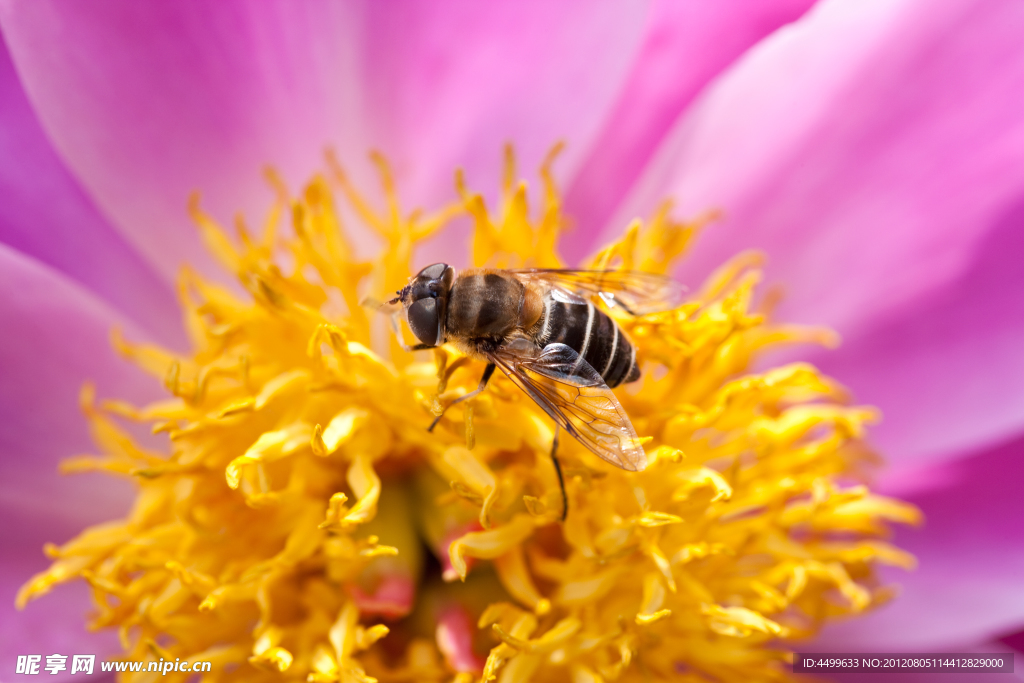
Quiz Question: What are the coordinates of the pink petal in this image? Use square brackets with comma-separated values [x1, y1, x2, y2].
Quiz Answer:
[0, 245, 160, 543]
[1, 546, 120, 681]
[0, 1, 649, 285]
[0, 36, 183, 345]
[0, 1, 368, 285]
[562, 0, 818, 254]
[615, 0, 1024, 464]
[811, 203, 1024, 465]
[436, 605, 485, 674]
[817, 434, 1024, 650]
[1, 32, 175, 667]
[1000, 629, 1024, 656]
[348, 573, 415, 620]
[0, 245, 160, 666]
[360, 0, 649, 210]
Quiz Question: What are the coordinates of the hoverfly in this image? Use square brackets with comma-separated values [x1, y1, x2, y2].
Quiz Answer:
[387, 264, 685, 519]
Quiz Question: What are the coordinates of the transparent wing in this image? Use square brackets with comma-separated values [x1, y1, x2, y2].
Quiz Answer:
[509, 269, 685, 315]
[488, 341, 647, 471]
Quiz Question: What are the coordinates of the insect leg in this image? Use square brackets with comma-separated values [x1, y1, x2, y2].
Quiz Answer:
[551, 427, 568, 521]
[389, 311, 435, 352]
[428, 363, 496, 432]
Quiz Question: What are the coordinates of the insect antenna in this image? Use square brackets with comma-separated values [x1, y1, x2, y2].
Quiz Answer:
[360, 289, 404, 313]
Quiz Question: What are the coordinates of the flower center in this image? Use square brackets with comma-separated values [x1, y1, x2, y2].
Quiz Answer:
[19, 147, 920, 682]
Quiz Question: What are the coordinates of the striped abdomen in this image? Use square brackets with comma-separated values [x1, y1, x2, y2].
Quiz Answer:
[535, 296, 640, 388]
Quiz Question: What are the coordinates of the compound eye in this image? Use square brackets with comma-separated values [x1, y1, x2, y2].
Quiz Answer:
[407, 298, 439, 346]
[417, 263, 447, 280]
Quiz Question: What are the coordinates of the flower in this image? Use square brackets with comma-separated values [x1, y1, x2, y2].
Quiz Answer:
[2, 0, 1023, 676]
[17, 151, 921, 682]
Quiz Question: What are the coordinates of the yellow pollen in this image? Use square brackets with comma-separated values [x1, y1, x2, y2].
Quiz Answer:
[18, 146, 921, 682]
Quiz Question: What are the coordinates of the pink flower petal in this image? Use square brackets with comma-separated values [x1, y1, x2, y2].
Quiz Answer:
[0, 245, 160, 668]
[436, 605, 485, 674]
[817, 434, 1024, 650]
[1, 546, 120, 680]
[360, 0, 650, 211]
[0, 1, 649, 285]
[1000, 629, 1024, 656]
[0, 244, 160, 544]
[0, 1, 369, 285]
[0, 37, 183, 345]
[615, 0, 1024, 464]
[562, 0, 818, 255]
[348, 573, 415, 620]
[811, 201, 1024, 465]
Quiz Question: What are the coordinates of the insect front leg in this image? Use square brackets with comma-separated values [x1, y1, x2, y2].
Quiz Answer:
[428, 363, 496, 432]
[390, 310, 435, 351]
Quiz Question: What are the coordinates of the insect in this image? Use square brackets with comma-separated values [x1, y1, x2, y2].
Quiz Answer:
[386, 264, 685, 519]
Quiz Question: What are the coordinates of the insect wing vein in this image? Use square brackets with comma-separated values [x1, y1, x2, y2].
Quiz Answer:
[509, 269, 685, 315]
[489, 342, 646, 471]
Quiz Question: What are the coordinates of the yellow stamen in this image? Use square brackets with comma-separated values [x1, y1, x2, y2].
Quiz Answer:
[18, 149, 920, 683]
[449, 515, 537, 580]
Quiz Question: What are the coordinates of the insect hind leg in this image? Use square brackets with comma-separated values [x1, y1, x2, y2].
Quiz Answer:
[428, 363, 496, 432]
[551, 427, 568, 521]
